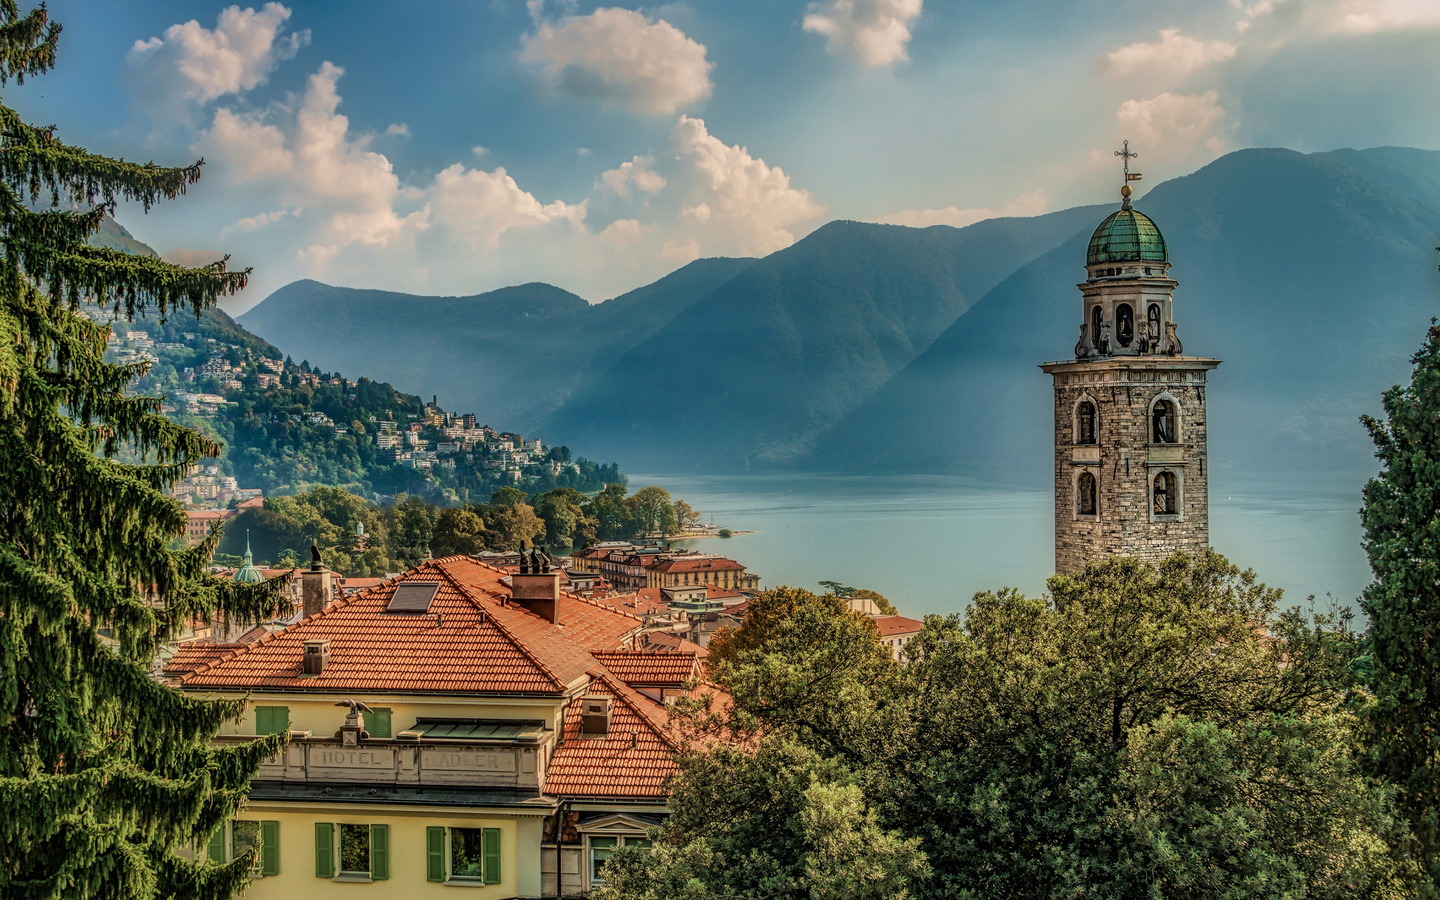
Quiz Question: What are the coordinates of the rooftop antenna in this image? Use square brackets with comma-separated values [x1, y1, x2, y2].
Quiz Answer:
[1115, 140, 1142, 210]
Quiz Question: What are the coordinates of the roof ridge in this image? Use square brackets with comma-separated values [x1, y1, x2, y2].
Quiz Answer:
[431, 557, 568, 692]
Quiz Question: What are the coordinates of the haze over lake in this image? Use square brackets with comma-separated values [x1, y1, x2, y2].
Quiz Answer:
[653, 469, 1374, 618]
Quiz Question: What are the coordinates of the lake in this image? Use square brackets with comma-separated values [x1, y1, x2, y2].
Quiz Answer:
[642, 470, 1375, 619]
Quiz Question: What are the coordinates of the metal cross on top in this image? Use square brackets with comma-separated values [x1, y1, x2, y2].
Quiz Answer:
[1115, 140, 1142, 183]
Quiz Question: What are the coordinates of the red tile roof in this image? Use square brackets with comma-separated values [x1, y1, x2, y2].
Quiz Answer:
[651, 557, 744, 573]
[635, 631, 709, 657]
[544, 676, 681, 799]
[164, 642, 247, 677]
[179, 557, 645, 695]
[590, 650, 700, 686]
[874, 615, 925, 637]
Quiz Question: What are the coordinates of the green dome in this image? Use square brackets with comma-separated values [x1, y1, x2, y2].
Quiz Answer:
[1086, 207, 1167, 266]
[233, 534, 265, 584]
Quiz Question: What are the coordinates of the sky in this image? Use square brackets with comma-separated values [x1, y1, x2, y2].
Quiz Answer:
[9, 0, 1440, 312]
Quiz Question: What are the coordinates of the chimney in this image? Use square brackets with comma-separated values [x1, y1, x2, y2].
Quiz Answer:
[301, 558, 333, 619]
[511, 542, 561, 623]
[579, 695, 611, 737]
[302, 639, 330, 675]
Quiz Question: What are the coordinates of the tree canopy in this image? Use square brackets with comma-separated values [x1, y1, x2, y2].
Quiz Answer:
[604, 556, 1416, 900]
[1361, 319, 1440, 891]
[0, 5, 287, 896]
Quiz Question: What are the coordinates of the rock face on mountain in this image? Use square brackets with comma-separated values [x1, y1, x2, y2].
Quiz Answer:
[238, 257, 756, 430]
[806, 147, 1440, 477]
[542, 208, 1106, 470]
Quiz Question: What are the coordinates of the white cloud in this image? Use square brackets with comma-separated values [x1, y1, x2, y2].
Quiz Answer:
[600, 156, 667, 197]
[1102, 29, 1237, 79]
[128, 3, 310, 114]
[520, 8, 713, 115]
[1115, 91, 1228, 157]
[872, 189, 1049, 229]
[427, 164, 586, 249]
[201, 61, 590, 284]
[599, 218, 654, 249]
[385, 122, 410, 137]
[218, 207, 294, 239]
[472, 145, 489, 157]
[802, 0, 923, 67]
[660, 237, 702, 264]
[670, 115, 826, 256]
[1340, 0, 1440, 32]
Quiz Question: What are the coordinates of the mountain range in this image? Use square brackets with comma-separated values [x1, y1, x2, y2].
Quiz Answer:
[239, 146, 1440, 476]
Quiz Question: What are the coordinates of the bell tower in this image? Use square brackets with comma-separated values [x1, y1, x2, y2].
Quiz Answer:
[1040, 146, 1220, 574]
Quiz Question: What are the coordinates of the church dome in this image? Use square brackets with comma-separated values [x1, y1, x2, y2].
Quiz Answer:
[1086, 207, 1167, 266]
[233, 535, 265, 584]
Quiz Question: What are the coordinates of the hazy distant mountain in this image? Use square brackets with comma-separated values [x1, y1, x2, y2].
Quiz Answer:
[543, 209, 1105, 470]
[807, 147, 1440, 477]
[238, 257, 755, 430]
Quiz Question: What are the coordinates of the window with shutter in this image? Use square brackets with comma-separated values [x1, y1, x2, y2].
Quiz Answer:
[315, 823, 335, 878]
[232, 820, 261, 872]
[482, 827, 501, 885]
[368, 708, 392, 738]
[260, 821, 280, 876]
[426, 826, 445, 882]
[206, 825, 226, 864]
[370, 825, 389, 880]
[255, 706, 289, 735]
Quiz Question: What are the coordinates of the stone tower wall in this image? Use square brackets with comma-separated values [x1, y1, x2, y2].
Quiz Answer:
[1049, 361, 1213, 575]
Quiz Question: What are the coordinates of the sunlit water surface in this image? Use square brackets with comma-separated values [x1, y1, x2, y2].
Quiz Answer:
[640, 470, 1373, 618]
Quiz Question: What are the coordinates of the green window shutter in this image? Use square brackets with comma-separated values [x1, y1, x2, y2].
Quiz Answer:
[369, 708, 392, 739]
[370, 824, 389, 880]
[315, 822, 334, 878]
[260, 821, 280, 876]
[255, 706, 290, 735]
[206, 825, 226, 863]
[482, 827, 501, 885]
[426, 826, 446, 882]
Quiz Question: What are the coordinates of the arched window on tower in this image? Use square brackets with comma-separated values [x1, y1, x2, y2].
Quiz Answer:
[1076, 400, 1096, 445]
[1077, 471, 1097, 516]
[1153, 471, 1178, 516]
[1147, 304, 1162, 346]
[1116, 304, 1134, 346]
[1090, 306, 1103, 352]
[1152, 399, 1177, 444]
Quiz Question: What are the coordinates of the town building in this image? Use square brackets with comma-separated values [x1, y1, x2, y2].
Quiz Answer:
[873, 615, 925, 661]
[167, 555, 725, 898]
[569, 543, 760, 594]
[1040, 167, 1220, 574]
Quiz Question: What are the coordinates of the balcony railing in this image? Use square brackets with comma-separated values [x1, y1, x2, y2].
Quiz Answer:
[225, 728, 552, 793]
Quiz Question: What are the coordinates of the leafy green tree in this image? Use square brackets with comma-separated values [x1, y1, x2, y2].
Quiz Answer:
[431, 507, 492, 557]
[0, 6, 287, 896]
[1361, 320, 1440, 889]
[533, 487, 590, 548]
[889, 553, 1410, 899]
[672, 499, 701, 532]
[587, 483, 634, 541]
[386, 494, 437, 567]
[626, 485, 678, 536]
[485, 501, 545, 550]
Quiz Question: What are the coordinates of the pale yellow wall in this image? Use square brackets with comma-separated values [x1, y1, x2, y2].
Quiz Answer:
[231, 803, 546, 899]
[195, 693, 564, 737]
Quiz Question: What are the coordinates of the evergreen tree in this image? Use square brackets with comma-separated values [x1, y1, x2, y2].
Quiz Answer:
[0, 6, 287, 898]
[1361, 319, 1440, 892]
